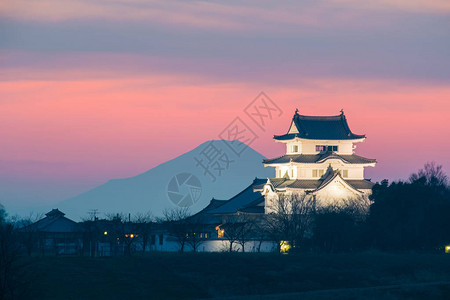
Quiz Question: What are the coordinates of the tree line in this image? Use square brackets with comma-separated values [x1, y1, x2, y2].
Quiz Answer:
[261, 162, 450, 253]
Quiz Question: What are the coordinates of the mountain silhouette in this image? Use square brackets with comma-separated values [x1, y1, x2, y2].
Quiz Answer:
[46, 140, 272, 220]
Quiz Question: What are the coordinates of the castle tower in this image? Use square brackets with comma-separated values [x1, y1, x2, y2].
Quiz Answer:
[257, 110, 376, 210]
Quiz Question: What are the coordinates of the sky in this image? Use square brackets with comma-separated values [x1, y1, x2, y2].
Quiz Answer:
[1, 0, 449, 209]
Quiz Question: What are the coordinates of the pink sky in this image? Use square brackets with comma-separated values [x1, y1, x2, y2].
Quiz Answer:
[1, 0, 449, 208]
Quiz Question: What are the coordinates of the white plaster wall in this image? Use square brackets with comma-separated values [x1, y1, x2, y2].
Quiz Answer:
[154, 239, 278, 253]
[313, 179, 362, 207]
[286, 141, 302, 154]
[347, 167, 364, 179]
[264, 189, 280, 214]
[289, 161, 367, 180]
[298, 140, 355, 155]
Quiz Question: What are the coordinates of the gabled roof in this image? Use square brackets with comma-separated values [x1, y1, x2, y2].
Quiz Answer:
[204, 178, 267, 214]
[256, 173, 374, 194]
[24, 209, 80, 233]
[313, 170, 343, 193]
[263, 152, 376, 165]
[197, 174, 375, 216]
[203, 198, 228, 212]
[274, 111, 365, 141]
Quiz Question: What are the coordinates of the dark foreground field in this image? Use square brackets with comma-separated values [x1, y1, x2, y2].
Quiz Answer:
[19, 252, 450, 299]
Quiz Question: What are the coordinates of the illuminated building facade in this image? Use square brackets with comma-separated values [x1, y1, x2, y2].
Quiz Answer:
[256, 110, 376, 210]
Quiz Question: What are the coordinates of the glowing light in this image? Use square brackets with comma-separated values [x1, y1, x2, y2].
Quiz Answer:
[104, 231, 108, 235]
[445, 245, 450, 253]
[130, 234, 134, 238]
[280, 241, 291, 253]
[215, 225, 224, 238]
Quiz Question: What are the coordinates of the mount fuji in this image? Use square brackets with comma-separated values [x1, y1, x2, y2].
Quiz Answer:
[39, 140, 273, 220]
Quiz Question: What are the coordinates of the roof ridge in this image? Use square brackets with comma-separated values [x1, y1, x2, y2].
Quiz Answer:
[263, 154, 290, 162]
[314, 170, 339, 192]
[297, 114, 342, 120]
[275, 110, 366, 141]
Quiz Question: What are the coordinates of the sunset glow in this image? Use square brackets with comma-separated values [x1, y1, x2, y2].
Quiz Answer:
[1, 0, 449, 210]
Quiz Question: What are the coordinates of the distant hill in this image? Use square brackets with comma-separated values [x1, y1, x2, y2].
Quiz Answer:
[43, 140, 272, 220]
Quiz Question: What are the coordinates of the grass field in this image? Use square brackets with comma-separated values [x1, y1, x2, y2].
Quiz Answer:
[17, 252, 450, 299]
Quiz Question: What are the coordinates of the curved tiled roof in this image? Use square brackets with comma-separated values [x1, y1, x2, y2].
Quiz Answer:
[261, 173, 374, 193]
[197, 175, 374, 216]
[274, 112, 365, 141]
[205, 178, 267, 214]
[263, 152, 376, 165]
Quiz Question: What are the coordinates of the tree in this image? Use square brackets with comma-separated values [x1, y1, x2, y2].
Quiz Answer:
[15, 213, 43, 256]
[105, 213, 139, 256]
[263, 193, 315, 252]
[0, 206, 32, 300]
[409, 162, 448, 187]
[185, 215, 207, 253]
[133, 212, 153, 253]
[160, 208, 191, 253]
[221, 213, 255, 252]
[368, 163, 450, 251]
[220, 217, 242, 252]
[313, 197, 369, 253]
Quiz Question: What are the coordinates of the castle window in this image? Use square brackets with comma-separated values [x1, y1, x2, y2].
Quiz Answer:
[292, 145, 298, 153]
[316, 145, 338, 152]
[326, 145, 338, 151]
[313, 169, 324, 178]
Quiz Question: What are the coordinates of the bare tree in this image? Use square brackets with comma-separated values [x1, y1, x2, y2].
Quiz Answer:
[318, 196, 371, 218]
[15, 212, 43, 256]
[220, 219, 240, 252]
[221, 214, 255, 252]
[133, 212, 154, 253]
[160, 207, 191, 253]
[263, 193, 315, 252]
[185, 214, 207, 253]
[105, 213, 139, 256]
[409, 162, 448, 187]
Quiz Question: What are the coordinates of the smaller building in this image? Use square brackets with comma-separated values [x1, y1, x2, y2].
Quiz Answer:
[20, 209, 83, 255]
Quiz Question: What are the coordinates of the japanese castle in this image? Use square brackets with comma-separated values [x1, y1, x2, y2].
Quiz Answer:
[258, 109, 376, 210]
[198, 109, 376, 216]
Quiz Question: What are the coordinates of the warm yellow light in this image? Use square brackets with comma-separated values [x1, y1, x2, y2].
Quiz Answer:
[215, 225, 225, 238]
[280, 241, 291, 253]
[130, 234, 134, 238]
[104, 231, 108, 235]
[445, 245, 450, 253]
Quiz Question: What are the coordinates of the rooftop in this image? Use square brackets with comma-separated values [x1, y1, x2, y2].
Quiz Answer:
[263, 152, 376, 165]
[254, 174, 375, 193]
[203, 178, 267, 215]
[274, 110, 365, 141]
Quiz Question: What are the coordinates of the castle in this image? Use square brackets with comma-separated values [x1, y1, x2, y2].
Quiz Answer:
[200, 109, 376, 217]
[257, 110, 376, 210]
